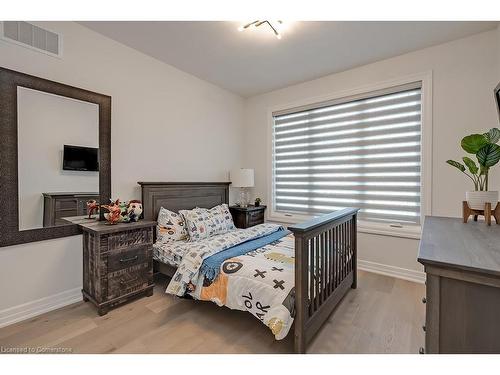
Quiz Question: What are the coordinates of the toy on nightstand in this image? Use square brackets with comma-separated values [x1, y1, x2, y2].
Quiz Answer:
[86, 200, 100, 219]
[127, 200, 143, 222]
[101, 199, 122, 225]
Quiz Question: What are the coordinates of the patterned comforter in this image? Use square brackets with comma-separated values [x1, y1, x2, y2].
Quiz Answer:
[153, 224, 296, 340]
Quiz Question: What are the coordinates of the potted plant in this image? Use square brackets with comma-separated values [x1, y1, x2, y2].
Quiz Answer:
[447, 128, 500, 210]
[254, 197, 262, 207]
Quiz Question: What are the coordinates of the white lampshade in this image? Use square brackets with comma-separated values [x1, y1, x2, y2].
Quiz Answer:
[230, 168, 254, 187]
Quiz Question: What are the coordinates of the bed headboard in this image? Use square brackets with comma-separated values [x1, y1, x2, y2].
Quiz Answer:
[138, 182, 230, 221]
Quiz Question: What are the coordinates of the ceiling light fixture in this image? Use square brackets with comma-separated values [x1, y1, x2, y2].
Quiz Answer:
[238, 20, 283, 39]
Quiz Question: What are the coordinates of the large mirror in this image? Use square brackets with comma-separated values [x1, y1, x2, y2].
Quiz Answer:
[18, 87, 99, 230]
[0, 67, 111, 247]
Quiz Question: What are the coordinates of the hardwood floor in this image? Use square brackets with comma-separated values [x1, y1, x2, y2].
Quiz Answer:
[0, 271, 425, 354]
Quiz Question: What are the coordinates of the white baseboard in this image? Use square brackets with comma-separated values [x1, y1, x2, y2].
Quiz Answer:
[0, 287, 82, 329]
[358, 259, 425, 284]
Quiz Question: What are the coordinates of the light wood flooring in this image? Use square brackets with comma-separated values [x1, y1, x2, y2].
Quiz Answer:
[0, 271, 425, 354]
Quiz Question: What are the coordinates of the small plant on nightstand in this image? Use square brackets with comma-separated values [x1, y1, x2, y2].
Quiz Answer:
[254, 197, 262, 207]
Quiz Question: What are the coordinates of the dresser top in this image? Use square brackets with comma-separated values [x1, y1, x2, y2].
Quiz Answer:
[42, 192, 99, 197]
[65, 216, 156, 234]
[418, 216, 500, 277]
[229, 205, 266, 211]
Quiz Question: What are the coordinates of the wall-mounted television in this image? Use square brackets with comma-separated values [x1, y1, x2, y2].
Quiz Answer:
[495, 82, 500, 122]
[63, 145, 99, 171]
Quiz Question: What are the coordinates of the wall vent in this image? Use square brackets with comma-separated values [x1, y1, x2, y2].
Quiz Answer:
[1, 21, 62, 57]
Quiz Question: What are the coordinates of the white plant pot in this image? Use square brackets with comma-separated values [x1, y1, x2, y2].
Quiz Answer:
[466, 191, 499, 210]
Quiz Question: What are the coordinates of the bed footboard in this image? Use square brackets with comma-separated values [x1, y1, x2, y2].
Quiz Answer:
[289, 208, 359, 354]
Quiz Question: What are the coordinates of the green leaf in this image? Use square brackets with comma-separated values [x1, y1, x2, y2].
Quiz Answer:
[446, 159, 466, 172]
[462, 157, 478, 174]
[483, 128, 500, 144]
[461, 134, 488, 154]
[477, 143, 500, 167]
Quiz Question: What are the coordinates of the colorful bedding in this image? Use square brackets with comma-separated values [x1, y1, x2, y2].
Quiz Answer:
[164, 223, 285, 296]
[154, 223, 297, 340]
[192, 233, 296, 340]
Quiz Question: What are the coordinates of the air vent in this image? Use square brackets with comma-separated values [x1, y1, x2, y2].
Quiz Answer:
[1, 22, 61, 57]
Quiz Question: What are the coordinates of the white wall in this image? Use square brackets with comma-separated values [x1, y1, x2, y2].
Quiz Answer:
[18, 88, 99, 230]
[498, 25, 500, 79]
[243, 29, 500, 277]
[0, 21, 244, 324]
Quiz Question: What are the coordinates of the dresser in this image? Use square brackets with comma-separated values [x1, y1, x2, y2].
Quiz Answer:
[229, 205, 266, 228]
[43, 192, 99, 227]
[418, 216, 500, 353]
[78, 219, 156, 316]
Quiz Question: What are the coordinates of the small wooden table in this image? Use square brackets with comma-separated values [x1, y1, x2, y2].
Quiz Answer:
[73, 218, 156, 315]
[229, 205, 266, 228]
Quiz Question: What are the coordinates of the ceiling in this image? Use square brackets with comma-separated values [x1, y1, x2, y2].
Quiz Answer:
[80, 21, 498, 97]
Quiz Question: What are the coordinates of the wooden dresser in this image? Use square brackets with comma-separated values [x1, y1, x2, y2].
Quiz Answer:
[43, 192, 99, 227]
[229, 205, 266, 229]
[418, 216, 500, 353]
[79, 219, 156, 315]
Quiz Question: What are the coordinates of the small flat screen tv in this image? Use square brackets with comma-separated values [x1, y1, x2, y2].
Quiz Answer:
[63, 145, 99, 171]
[495, 82, 500, 122]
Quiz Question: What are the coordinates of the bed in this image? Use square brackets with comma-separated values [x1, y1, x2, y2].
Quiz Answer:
[138, 181, 358, 353]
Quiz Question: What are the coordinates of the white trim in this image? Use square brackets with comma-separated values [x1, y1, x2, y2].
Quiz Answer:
[268, 211, 421, 239]
[0, 288, 81, 328]
[266, 71, 433, 238]
[358, 259, 425, 284]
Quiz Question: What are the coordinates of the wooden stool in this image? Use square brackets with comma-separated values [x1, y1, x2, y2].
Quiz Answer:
[463, 201, 500, 225]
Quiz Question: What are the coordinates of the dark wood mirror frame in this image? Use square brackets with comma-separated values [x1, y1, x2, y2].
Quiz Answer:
[0, 67, 111, 247]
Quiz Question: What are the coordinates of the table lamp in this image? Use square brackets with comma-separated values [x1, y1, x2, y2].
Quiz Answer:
[230, 168, 254, 208]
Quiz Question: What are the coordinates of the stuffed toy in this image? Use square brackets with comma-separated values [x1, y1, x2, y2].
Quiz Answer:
[86, 200, 99, 219]
[101, 199, 122, 225]
[127, 200, 143, 222]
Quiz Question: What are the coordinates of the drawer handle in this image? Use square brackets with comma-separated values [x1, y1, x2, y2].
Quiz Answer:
[419, 347, 425, 354]
[422, 297, 426, 304]
[120, 277, 139, 285]
[120, 255, 138, 263]
[422, 325, 426, 332]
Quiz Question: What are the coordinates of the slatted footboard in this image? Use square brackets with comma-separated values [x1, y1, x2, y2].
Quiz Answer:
[289, 208, 359, 354]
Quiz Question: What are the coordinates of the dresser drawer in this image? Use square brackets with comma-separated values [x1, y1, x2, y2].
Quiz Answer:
[105, 227, 153, 252]
[55, 209, 78, 218]
[107, 245, 151, 273]
[107, 263, 151, 300]
[55, 198, 77, 210]
[247, 210, 264, 226]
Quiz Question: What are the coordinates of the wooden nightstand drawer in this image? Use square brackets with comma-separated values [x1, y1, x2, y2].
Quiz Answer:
[229, 205, 266, 229]
[107, 245, 151, 273]
[248, 210, 264, 226]
[107, 263, 151, 300]
[106, 227, 153, 253]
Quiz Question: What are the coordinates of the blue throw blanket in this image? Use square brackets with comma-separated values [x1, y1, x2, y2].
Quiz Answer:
[199, 227, 291, 282]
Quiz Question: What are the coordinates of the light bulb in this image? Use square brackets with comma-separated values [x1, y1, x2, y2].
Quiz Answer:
[237, 25, 244, 32]
[276, 33, 282, 40]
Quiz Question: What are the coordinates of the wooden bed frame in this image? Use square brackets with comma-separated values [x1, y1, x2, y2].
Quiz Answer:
[138, 181, 358, 354]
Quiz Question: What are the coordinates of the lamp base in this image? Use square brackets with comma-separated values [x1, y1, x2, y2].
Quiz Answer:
[238, 188, 249, 208]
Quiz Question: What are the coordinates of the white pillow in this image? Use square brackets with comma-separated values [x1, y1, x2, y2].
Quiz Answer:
[180, 203, 235, 241]
[157, 207, 189, 243]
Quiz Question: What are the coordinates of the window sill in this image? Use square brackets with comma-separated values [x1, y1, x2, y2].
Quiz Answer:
[267, 213, 421, 240]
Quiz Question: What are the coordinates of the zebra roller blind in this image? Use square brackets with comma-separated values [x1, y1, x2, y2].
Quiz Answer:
[272, 82, 422, 225]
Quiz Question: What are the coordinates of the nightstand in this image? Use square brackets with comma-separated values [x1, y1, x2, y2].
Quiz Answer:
[78, 219, 156, 316]
[229, 205, 266, 229]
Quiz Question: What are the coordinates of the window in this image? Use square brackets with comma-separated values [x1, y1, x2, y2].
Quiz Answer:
[271, 82, 422, 227]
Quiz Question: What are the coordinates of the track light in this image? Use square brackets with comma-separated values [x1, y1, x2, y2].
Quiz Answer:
[237, 20, 284, 39]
